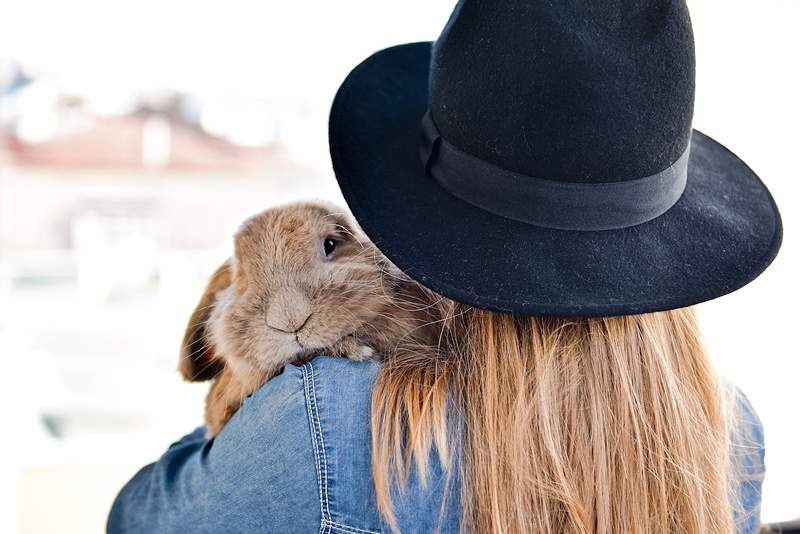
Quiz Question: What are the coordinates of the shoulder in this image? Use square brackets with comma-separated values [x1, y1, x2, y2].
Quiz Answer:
[729, 387, 765, 475]
[219, 356, 384, 534]
[287, 356, 386, 533]
[728, 387, 766, 533]
[242, 355, 380, 441]
[296, 355, 382, 412]
[235, 355, 381, 491]
[285, 356, 462, 534]
[251, 356, 381, 451]
[249, 356, 459, 534]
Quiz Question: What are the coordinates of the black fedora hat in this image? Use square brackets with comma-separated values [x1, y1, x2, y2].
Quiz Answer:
[329, 0, 782, 317]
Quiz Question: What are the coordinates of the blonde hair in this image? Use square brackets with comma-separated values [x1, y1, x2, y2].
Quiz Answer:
[372, 301, 735, 533]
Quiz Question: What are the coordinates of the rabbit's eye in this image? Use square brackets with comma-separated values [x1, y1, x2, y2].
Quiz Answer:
[323, 237, 337, 256]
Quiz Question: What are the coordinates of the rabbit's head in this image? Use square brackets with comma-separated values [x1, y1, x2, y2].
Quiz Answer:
[179, 202, 400, 382]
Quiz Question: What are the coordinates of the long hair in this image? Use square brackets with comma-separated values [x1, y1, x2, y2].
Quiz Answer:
[371, 300, 735, 533]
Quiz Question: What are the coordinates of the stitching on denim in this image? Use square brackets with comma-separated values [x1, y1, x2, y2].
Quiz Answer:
[309, 363, 332, 525]
[302, 363, 331, 534]
[323, 520, 381, 534]
[305, 362, 381, 534]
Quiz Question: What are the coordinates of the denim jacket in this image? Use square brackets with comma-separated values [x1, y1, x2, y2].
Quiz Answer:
[108, 356, 765, 534]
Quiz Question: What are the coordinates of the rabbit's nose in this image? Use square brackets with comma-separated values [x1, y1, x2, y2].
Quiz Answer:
[266, 289, 313, 334]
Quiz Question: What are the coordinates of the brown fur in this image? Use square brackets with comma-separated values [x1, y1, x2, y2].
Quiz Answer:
[178, 261, 231, 381]
[178, 202, 438, 436]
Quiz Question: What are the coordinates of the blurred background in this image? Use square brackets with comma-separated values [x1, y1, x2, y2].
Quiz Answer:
[0, 1, 797, 532]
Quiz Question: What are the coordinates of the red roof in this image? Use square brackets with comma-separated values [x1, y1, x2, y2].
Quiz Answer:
[2, 113, 311, 175]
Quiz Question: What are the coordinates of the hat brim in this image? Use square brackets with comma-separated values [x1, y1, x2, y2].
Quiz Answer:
[329, 42, 782, 316]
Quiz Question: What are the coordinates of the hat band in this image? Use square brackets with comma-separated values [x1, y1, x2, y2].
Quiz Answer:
[420, 110, 689, 231]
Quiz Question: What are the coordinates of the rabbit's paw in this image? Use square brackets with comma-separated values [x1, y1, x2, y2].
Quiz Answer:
[330, 336, 375, 361]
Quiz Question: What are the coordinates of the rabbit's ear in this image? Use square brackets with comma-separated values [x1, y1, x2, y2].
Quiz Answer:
[178, 260, 232, 382]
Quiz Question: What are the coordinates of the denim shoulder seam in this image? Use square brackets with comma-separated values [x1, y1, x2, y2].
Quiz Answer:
[302, 362, 383, 534]
[322, 519, 381, 534]
[302, 362, 331, 533]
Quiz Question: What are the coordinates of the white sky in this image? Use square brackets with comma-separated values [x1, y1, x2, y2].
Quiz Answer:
[0, 1, 453, 99]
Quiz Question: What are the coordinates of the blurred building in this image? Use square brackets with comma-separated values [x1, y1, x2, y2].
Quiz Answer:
[0, 60, 329, 451]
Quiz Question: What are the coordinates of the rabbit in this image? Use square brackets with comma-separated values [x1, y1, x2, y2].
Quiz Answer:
[178, 201, 439, 437]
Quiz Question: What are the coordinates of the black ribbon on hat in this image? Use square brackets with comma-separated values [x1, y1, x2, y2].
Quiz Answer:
[420, 110, 689, 231]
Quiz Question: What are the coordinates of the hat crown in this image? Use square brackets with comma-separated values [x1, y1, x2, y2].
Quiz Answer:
[429, 0, 695, 184]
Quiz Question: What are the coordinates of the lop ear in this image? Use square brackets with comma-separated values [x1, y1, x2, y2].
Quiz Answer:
[178, 260, 232, 382]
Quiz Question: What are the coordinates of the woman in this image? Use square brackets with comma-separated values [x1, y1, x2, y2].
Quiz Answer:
[108, 1, 781, 533]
